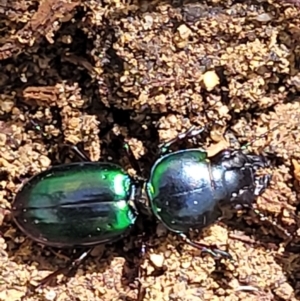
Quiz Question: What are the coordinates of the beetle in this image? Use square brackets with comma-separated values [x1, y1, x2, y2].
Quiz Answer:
[12, 158, 144, 290]
[145, 126, 271, 257]
[11, 124, 273, 291]
[12, 162, 140, 248]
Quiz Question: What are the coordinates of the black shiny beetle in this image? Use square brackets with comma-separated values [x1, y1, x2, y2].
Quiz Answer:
[11, 124, 272, 290]
[145, 126, 271, 257]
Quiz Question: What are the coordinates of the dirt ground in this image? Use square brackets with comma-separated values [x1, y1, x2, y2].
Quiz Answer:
[1, 0, 300, 300]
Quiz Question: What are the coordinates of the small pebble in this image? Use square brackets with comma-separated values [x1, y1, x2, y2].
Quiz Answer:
[181, 261, 191, 269]
[149, 253, 165, 268]
[256, 13, 272, 22]
[45, 290, 56, 301]
[202, 71, 220, 91]
[177, 24, 192, 40]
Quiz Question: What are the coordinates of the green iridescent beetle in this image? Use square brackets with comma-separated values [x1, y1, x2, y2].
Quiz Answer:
[12, 162, 139, 248]
[12, 161, 142, 290]
[11, 125, 274, 292]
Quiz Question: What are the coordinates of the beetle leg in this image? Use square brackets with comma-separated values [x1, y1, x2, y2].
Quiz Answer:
[30, 248, 92, 291]
[159, 126, 207, 154]
[60, 144, 92, 162]
[254, 174, 271, 196]
[136, 243, 147, 301]
[123, 142, 144, 177]
[179, 233, 233, 260]
[245, 154, 270, 168]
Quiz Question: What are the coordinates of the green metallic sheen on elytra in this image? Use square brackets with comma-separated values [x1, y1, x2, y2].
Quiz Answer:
[146, 149, 209, 232]
[12, 162, 137, 248]
[147, 149, 207, 203]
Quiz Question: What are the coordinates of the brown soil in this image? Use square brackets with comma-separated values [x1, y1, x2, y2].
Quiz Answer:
[1, 0, 300, 300]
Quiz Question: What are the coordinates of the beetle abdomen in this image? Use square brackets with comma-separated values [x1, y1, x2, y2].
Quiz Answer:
[12, 162, 137, 247]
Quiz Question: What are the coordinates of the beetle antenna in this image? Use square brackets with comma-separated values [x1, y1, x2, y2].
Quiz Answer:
[30, 119, 50, 138]
[240, 123, 282, 150]
[252, 209, 292, 238]
[179, 233, 233, 260]
[123, 143, 146, 184]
